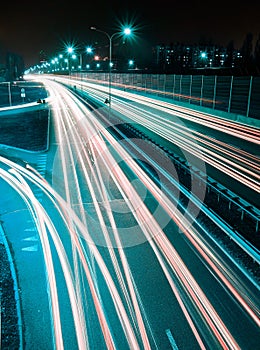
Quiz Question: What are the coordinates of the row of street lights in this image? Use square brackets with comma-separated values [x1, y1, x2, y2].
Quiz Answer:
[28, 25, 134, 117]
[31, 25, 134, 75]
[29, 54, 135, 74]
[66, 46, 93, 72]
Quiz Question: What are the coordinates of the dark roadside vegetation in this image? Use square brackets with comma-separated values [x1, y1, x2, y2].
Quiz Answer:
[0, 109, 49, 152]
[0, 244, 20, 349]
[0, 81, 49, 349]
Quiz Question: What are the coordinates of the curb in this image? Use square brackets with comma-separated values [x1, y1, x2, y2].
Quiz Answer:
[0, 223, 23, 350]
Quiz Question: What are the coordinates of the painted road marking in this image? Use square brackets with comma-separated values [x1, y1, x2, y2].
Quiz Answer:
[165, 329, 179, 350]
[23, 235, 38, 242]
[24, 227, 36, 232]
[22, 235, 39, 251]
[22, 244, 38, 252]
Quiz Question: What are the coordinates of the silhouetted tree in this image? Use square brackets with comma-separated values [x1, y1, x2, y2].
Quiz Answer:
[240, 32, 254, 74]
[254, 33, 260, 75]
[225, 40, 235, 68]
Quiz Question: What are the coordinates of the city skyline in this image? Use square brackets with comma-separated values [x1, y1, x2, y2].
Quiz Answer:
[1, 0, 260, 67]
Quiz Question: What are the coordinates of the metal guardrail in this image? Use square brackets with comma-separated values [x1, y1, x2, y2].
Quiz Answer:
[73, 72, 260, 121]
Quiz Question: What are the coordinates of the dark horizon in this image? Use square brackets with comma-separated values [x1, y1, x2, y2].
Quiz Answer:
[1, 0, 260, 68]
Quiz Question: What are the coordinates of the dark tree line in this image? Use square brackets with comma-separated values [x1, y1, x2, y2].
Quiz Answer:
[0, 50, 24, 81]
[237, 32, 260, 75]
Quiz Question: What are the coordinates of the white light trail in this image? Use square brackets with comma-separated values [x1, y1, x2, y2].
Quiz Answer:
[11, 75, 259, 350]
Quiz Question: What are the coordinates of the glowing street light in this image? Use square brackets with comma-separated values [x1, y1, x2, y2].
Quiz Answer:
[90, 26, 132, 114]
[67, 46, 74, 54]
[200, 51, 208, 68]
[128, 59, 135, 69]
[66, 46, 75, 74]
[86, 46, 93, 54]
[64, 58, 68, 70]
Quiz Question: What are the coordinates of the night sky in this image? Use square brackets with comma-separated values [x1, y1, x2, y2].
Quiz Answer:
[1, 0, 259, 68]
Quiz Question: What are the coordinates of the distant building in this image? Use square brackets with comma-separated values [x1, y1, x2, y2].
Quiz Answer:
[153, 43, 242, 73]
[39, 50, 48, 64]
[0, 47, 6, 81]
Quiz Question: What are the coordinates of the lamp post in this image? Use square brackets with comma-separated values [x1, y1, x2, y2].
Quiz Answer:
[78, 54, 82, 70]
[71, 54, 77, 71]
[67, 46, 74, 76]
[200, 52, 207, 68]
[85, 46, 93, 69]
[90, 26, 131, 114]
[128, 59, 134, 69]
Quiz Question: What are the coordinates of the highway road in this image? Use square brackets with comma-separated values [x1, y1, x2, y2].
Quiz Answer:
[0, 76, 259, 349]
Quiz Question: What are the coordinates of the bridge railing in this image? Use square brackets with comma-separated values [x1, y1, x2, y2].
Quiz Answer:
[73, 72, 260, 121]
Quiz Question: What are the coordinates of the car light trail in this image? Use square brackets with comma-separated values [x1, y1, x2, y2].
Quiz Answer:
[0, 167, 64, 350]
[51, 75, 259, 144]
[45, 77, 258, 344]
[40, 84, 144, 348]
[4, 75, 258, 349]
[51, 82, 152, 349]
[87, 131, 240, 349]
[0, 158, 137, 349]
[114, 101, 259, 192]
[82, 79, 260, 145]
[96, 122, 260, 327]
[47, 75, 259, 192]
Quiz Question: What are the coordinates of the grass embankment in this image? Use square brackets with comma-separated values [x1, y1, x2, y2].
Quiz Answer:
[0, 109, 49, 152]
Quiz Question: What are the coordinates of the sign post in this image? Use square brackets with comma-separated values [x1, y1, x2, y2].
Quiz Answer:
[21, 88, 25, 103]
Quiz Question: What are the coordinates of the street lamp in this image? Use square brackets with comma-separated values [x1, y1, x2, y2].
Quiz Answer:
[64, 58, 68, 70]
[90, 26, 132, 111]
[86, 46, 93, 54]
[128, 59, 134, 70]
[71, 54, 77, 71]
[85, 46, 93, 69]
[200, 51, 208, 67]
[66, 46, 74, 75]
[59, 54, 63, 70]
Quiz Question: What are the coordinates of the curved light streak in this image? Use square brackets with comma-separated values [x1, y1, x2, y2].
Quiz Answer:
[6, 75, 258, 349]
